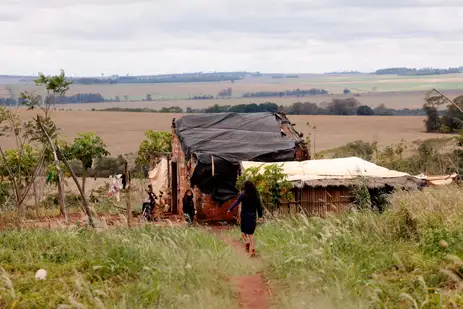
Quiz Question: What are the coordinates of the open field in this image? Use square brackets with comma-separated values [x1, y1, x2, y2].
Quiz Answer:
[4, 73, 463, 102]
[51, 90, 461, 111]
[0, 110, 440, 155]
[0, 85, 11, 97]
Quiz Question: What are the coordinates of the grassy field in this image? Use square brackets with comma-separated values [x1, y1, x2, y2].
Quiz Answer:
[253, 186, 463, 308]
[0, 110, 437, 155]
[2, 186, 463, 308]
[0, 227, 256, 309]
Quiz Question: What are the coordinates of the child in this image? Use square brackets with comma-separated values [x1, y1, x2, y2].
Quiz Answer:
[182, 189, 195, 226]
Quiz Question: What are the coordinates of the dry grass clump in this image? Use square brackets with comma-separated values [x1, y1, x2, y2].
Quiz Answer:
[255, 186, 463, 308]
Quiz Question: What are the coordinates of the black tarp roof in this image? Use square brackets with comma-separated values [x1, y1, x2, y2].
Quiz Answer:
[174, 113, 297, 202]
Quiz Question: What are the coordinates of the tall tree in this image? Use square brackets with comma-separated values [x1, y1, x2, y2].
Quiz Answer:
[21, 69, 72, 220]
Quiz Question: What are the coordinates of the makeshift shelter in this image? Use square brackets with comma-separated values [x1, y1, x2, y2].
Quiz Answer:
[241, 157, 426, 216]
[171, 112, 307, 220]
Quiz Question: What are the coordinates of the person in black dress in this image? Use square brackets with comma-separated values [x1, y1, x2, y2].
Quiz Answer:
[228, 181, 263, 257]
[182, 189, 195, 226]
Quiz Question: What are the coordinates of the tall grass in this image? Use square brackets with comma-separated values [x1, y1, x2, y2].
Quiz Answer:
[255, 186, 463, 308]
[0, 226, 254, 308]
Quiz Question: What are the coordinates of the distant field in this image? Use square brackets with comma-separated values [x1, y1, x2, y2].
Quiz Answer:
[0, 85, 11, 97]
[5, 73, 463, 101]
[51, 91, 458, 110]
[0, 110, 439, 155]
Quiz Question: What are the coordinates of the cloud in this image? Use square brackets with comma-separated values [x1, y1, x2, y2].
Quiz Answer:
[0, 0, 462, 75]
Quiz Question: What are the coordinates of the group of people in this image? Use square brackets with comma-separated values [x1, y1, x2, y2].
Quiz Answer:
[181, 180, 263, 257]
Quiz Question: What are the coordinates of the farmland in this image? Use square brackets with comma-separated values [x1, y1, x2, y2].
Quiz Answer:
[2, 73, 463, 111]
[6, 74, 463, 99]
[0, 110, 436, 155]
[40, 91, 442, 111]
[1, 72, 461, 157]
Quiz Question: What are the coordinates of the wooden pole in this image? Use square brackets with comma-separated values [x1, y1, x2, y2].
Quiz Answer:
[36, 117, 67, 223]
[33, 180, 39, 219]
[431, 88, 463, 113]
[125, 160, 132, 227]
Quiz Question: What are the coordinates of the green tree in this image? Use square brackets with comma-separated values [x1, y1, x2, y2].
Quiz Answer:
[68, 133, 109, 194]
[357, 105, 375, 116]
[136, 131, 172, 167]
[423, 105, 440, 132]
[236, 164, 293, 212]
[0, 107, 45, 216]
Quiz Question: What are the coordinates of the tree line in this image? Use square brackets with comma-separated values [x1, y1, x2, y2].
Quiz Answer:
[97, 98, 428, 116]
[243, 88, 328, 98]
[72, 72, 247, 85]
[0, 93, 107, 105]
[376, 67, 462, 76]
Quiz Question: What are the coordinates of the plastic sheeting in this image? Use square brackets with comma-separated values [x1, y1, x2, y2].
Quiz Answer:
[175, 113, 296, 164]
[175, 113, 297, 202]
[148, 157, 169, 197]
[241, 157, 425, 189]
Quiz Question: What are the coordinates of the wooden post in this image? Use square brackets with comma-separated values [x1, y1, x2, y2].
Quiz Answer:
[171, 161, 178, 214]
[33, 180, 39, 219]
[125, 160, 132, 227]
[167, 156, 171, 191]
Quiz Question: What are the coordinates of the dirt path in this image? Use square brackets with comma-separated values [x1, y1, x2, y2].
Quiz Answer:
[207, 226, 272, 309]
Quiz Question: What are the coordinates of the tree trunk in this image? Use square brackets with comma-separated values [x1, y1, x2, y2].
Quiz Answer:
[19, 195, 26, 218]
[36, 118, 67, 222]
[126, 190, 132, 227]
[33, 180, 39, 219]
[82, 166, 86, 197]
[56, 147, 95, 228]
[54, 156, 67, 222]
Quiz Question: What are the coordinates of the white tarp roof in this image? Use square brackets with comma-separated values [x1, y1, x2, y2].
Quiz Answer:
[241, 157, 424, 188]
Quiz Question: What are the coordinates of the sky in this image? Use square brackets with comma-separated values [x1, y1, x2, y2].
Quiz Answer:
[1, 0, 463, 76]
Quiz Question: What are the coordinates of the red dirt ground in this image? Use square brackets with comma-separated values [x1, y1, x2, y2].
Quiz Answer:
[208, 226, 272, 309]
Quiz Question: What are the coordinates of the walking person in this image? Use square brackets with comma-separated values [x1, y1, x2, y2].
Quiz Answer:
[182, 189, 195, 226]
[228, 181, 263, 257]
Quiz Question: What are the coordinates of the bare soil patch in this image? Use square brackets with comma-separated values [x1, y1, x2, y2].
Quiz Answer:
[208, 226, 272, 309]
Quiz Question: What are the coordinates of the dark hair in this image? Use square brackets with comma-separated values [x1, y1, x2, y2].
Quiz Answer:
[243, 180, 258, 200]
[184, 189, 193, 197]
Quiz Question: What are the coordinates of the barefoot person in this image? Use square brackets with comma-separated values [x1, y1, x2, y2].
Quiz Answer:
[182, 189, 195, 226]
[228, 181, 263, 257]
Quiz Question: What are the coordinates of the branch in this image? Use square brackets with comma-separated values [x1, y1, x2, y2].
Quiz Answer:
[17, 147, 46, 207]
[431, 88, 463, 114]
[0, 145, 20, 202]
[55, 146, 95, 228]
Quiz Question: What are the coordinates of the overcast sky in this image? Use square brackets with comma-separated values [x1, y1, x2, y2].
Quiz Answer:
[1, 0, 462, 76]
